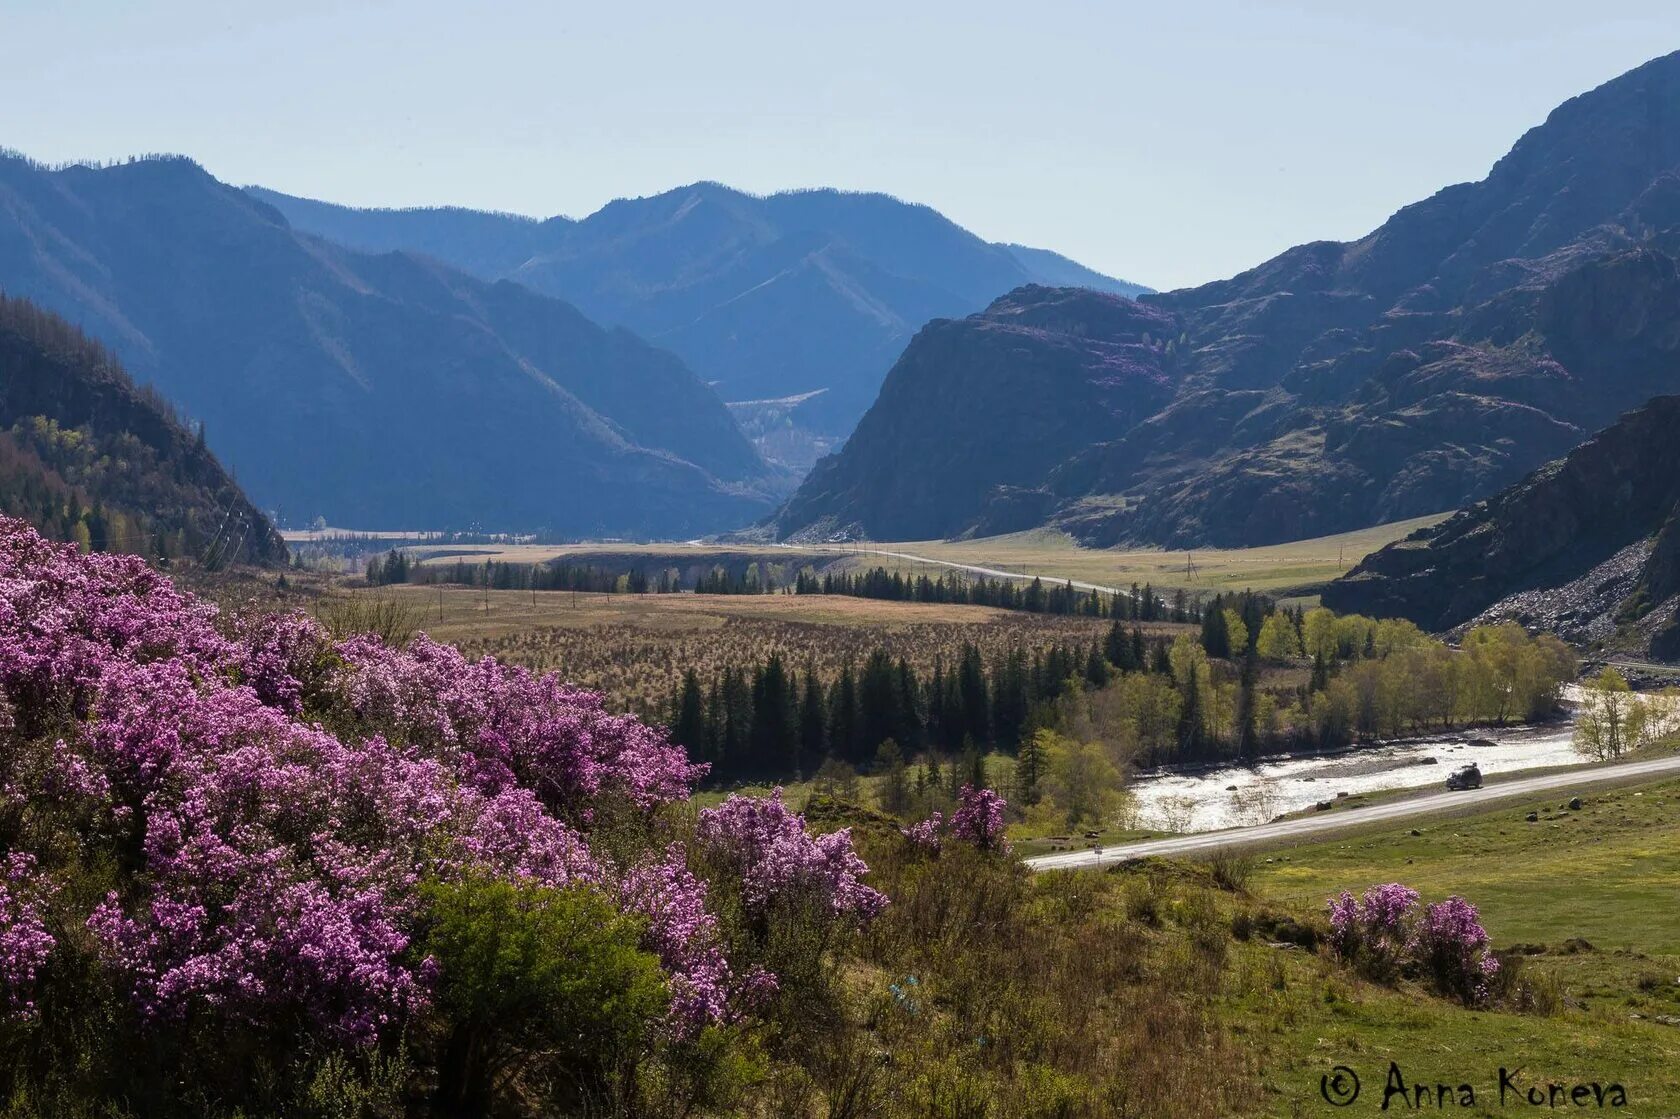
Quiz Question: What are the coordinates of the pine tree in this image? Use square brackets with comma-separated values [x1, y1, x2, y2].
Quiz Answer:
[749, 653, 795, 778]
[671, 669, 706, 758]
[1016, 729, 1048, 807]
[858, 650, 897, 757]
[828, 665, 861, 764]
[876, 739, 910, 816]
[798, 667, 825, 774]
[958, 645, 990, 747]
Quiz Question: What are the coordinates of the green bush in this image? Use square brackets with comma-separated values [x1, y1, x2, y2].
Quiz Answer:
[414, 877, 668, 1114]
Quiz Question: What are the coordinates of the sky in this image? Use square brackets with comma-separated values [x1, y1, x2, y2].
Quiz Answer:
[4, 1, 1678, 290]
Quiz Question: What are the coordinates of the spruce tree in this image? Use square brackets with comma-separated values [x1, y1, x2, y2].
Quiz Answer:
[1016, 729, 1048, 806]
[798, 668, 825, 773]
[671, 669, 706, 758]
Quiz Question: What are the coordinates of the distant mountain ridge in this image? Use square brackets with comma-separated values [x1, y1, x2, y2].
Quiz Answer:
[772, 50, 1680, 547]
[246, 182, 1150, 455]
[1324, 395, 1680, 660]
[0, 293, 284, 564]
[0, 152, 776, 536]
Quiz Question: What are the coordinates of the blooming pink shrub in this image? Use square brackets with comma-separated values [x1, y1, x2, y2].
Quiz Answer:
[900, 812, 944, 852]
[1414, 895, 1499, 1004]
[695, 790, 887, 922]
[0, 853, 56, 1020]
[900, 786, 1011, 854]
[1326, 883, 1497, 1004]
[950, 785, 1010, 852]
[332, 633, 705, 815]
[0, 515, 867, 1048]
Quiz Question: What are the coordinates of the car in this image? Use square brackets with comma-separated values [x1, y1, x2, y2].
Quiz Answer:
[1445, 764, 1483, 791]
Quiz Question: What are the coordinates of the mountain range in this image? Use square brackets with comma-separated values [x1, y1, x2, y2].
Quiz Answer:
[1324, 395, 1680, 660]
[0, 153, 775, 536]
[773, 51, 1680, 547]
[246, 182, 1149, 464]
[0, 293, 284, 565]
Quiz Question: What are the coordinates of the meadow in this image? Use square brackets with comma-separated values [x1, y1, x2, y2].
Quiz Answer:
[346, 583, 1166, 717]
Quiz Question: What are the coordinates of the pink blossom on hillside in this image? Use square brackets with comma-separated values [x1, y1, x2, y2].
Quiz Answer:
[696, 790, 886, 921]
[619, 845, 737, 1029]
[950, 785, 1010, 852]
[0, 854, 56, 1020]
[900, 812, 943, 851]
[0, 514, 870, 1045]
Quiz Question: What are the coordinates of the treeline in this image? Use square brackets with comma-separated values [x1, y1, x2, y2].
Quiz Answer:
[670, 591, 1578, 803]
[670, 623, 1167, 785]
[793, 566, 1203, 621]
[367, 551, 684, 593]
[364, 549, 1209, 622]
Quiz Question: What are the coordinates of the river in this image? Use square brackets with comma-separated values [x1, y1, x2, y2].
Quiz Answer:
[1126, 685, 1680, 833]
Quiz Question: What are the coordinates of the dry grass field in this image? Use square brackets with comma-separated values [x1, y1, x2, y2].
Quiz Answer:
[379, 515, 1446, 599]
[352, 583, 1173, 717]
[855, 515, 1447, 596]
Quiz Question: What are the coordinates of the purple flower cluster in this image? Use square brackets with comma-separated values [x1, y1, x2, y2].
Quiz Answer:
[695, 790, 887, 922]
[900, 812, 944, 852]
[900, 786, 1011, 854]
[0, 515, 872, 1045]
[1414, 896, 1499, 1004]
[1326, 883, 1498, 1004]
[949, 785, 1010, 852]
[1327, 883, 1419, 970]
[0, 853, 56, 1020]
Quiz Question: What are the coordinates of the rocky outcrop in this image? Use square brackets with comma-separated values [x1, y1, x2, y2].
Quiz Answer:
[773, 51, 1680, 546]
[1323, 396, 1680, 651]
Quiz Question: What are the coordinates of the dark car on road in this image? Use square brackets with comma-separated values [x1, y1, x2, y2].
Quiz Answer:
[1445, 764, 1483, 791]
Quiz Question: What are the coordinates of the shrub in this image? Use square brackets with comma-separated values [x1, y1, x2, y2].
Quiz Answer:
[1325, 884, 1498, 1005]
[1206, 849, 1255, 892]
[415, 877, 668, 1113]
[898, 786, 1011, 856]
[1327, 883, 1419, 982]
[1413, 896, 1499, 1005]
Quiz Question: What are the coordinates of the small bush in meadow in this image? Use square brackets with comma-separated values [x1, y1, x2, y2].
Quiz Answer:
[1326, 884, 1498, 1004]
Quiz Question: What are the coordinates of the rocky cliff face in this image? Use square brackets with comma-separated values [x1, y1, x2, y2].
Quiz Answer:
[1323, 395, 1680, 656]
[773, 51, 1680, 547]
[772, 287, 1179, 540]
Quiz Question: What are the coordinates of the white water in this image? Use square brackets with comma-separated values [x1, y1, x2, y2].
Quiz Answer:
[1121, 684, 1680, 834]
[1127, 690, 1591, 834]
[1127, 725, 1583, 833]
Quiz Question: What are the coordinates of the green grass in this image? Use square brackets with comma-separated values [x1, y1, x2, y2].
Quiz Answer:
[1251, 778, 1680, 954]
[1200, 775, 1680, 1114]
[829, 515, 1447, 596]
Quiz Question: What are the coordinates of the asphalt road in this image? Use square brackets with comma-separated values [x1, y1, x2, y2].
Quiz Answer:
[779, 543, 1125, 595]
[1024, 751, 1680, 872]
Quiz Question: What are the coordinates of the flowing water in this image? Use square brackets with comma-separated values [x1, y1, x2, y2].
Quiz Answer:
[1127, 723, 1583, 833]
[1126, 686, 1680, 833]
[1127, 688, 1596, 834]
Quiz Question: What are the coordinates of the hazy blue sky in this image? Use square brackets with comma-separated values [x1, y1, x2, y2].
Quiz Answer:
[5, 1, 1677, 289]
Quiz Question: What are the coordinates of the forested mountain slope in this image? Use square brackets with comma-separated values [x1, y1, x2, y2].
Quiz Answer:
[0, 294, 284, 564]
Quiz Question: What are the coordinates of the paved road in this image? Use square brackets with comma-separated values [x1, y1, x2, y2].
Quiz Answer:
[781, 543, 1125, 595]
[1024, 752, 1680, 872]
